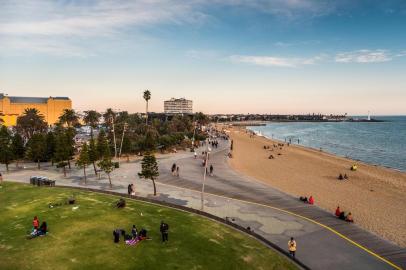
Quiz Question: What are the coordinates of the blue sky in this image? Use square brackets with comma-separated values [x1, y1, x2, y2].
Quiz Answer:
[1, 0, 406, 114]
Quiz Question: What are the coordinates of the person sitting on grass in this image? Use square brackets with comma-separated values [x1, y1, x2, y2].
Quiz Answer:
[308, 196, 314, 205]
[139, 228, 148, 240]
[346, 212, 354, 223]
[299, 196, 308, 203]
[33, 216, 39, 230]
[38, 221, 48, 236]
[335, 206, 341, 217]
[131, 225, 138, 239]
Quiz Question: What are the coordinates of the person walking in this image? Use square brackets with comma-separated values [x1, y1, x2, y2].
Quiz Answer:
[194, 151, 197, 159]
[160, 220, 169, 243]
[209, 165, 214, 176]
[176, 166, 180, 177]
[171, 163, 176, 176]
[288, 237, 297, 258]
[127, 184, 132, 195]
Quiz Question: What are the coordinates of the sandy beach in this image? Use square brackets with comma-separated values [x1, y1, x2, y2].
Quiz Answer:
[227, 126, 406, 247]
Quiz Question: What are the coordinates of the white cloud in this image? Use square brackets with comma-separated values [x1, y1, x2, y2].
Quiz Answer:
[335, 50, 392, 63]
[229, 54, 326, 68]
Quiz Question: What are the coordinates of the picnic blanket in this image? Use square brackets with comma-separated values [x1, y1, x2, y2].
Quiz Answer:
[125, 238, 143, 246]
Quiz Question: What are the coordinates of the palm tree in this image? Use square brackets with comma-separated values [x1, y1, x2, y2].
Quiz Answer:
[16, 108, 47, 140]
[83, 110, 101, 136]
[143, 90, 151, 125]
[59, 109, 79, 127]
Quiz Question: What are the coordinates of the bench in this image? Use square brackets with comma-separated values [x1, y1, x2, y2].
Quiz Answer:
[30, 176, 56, 187]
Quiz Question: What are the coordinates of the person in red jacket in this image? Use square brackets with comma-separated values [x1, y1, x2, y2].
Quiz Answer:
[335, 206, 341, 217]
[308, 195, 314, 205]
[33, 216, 39, 229]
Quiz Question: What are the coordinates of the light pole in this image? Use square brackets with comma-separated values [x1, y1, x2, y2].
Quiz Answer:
[201, 138, 211, 211]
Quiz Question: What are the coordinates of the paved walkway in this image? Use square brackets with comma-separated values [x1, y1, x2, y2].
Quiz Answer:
[2, 141, 405, 270]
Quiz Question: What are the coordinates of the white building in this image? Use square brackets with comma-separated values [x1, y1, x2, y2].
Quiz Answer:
[164, 98, 193, 114]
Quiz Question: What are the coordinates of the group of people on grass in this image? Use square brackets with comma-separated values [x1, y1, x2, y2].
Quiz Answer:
[335, 206, 354, 223]
[113, 221, 169, 246]
[299, 195, 314, 205]
[29, 216, 48, 238]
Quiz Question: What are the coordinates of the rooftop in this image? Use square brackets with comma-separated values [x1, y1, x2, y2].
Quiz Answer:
[0, 93, 70, 104]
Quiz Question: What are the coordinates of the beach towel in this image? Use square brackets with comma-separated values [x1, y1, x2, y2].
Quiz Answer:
[125, 238, 143, 246]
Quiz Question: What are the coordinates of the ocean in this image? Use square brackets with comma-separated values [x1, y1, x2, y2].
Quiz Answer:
[248, 116, 406, 172]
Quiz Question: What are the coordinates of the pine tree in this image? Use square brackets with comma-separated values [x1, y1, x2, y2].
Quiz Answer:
[54, 132, 70, 177]
[11, 132, 25, 168]
[76, 143, 90, 184]
[26, 133, 47, 169]
[97, 129, 110, 159]
[0, 126, 14, 171]
[88, 136, 98, 175]
[45, 132, 56, 166]
[138, 152, 159, 196]
[98, 158, 115, 188]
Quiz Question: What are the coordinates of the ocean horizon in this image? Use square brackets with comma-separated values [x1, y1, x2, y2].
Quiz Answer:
[248, 116, 406, 172]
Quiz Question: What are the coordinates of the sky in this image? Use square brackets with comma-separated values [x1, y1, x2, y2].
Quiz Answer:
[1, 0, 406, 115]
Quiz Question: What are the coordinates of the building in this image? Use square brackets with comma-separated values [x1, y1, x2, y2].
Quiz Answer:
[164, 98, 193, 114]
[0, 93, 72, 126]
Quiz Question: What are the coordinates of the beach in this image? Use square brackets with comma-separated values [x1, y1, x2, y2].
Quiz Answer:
[227, 126, 406, 247]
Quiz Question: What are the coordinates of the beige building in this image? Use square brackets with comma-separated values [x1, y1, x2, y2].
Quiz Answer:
[164, 98, 193, 114]
[0, 93, 72, 126]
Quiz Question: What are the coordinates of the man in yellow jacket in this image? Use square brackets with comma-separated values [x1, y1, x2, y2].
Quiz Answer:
[288, 237, 297, 258]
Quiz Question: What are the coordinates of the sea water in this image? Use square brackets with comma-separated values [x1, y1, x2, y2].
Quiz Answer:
[248, 116, 406, 172]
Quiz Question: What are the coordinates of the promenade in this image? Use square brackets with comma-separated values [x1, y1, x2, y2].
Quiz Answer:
[2, 140, 405, 270]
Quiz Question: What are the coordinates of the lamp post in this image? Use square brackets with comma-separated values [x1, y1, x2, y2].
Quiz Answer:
[201, 138, 211, 211]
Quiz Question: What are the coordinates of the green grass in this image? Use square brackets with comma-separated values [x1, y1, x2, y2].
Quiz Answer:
[0, 182, 297, 270]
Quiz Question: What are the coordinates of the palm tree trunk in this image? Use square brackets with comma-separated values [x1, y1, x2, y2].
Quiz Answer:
[83, 166, 87, 184]
[37, 159, 41, 169]
[63, 166, 66, 177]
[152, 178, 157, 196]
[68, 160, 71, 169]
[108, 173, 112, 188]
[145, 101, 148, 125]
[6, 163, 9, 172]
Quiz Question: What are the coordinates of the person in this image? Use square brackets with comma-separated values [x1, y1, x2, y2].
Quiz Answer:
[209, 165, 214, 176]
[346, 212, 354, 223]
[308, 195, 314, 205]
[139, 228, 148, 239]
[194, 152, 197, 159]
[288, 237, 296, 258]
[130, 184, 135, 196]
[160, 221, 169, 243]
[33, 216, 39, 230]
[299, 196, 308, 203]
[131, 225, 138, 239]
[344, 174, 349, 180]
[171, 163, 176, 176]
[38, 221, 47, 235]
[127, 184, 132, 195]
[113, 229, 121, 243]
[176, 166, 179, 177]
[339, 211, 346, 221]
[335, 206, 341, 217]
[338, 173, 344, 180]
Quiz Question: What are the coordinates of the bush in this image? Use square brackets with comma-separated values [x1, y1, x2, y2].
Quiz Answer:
[114, 162, 119, 168]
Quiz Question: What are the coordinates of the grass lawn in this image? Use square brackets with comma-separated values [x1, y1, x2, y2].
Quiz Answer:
[0, 182, 297, 270]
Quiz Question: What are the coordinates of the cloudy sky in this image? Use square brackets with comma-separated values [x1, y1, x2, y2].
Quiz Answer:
[1, 0, 406, 115]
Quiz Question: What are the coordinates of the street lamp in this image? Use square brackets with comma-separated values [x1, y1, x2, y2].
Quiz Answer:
[201, 139, 211, 211]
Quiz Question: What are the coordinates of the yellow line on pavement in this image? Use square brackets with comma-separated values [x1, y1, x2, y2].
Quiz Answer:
[156, 181, 402, 270]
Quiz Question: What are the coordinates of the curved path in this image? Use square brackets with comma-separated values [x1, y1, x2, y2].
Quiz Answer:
[3, 140, 405, 269]
[157, 140, 405, 270]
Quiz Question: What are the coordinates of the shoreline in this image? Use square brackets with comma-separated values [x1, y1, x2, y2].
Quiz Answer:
[226, 125, 406, 247]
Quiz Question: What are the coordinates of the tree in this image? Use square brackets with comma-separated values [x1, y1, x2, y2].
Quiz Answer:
[16, 108, 47, 140]
[59, 109, 80, 128]
[65, 127, 76, 169]
[88, 136, 98, 175]
[11, 133, 25, 168]
[54, 131, 70, 177]
[26, 133, 47, 169]
[0, 126, 14, 171]
[143, 90, 151, 125]
[98, 158, 115, 188]
[138, 152, 159, 196]
[45, 132, 56, 166]
[83, 110, 101, 136]
[121, 136, 132, 162]
[76, 143, 90, 184]
[97, 129, 110, 159]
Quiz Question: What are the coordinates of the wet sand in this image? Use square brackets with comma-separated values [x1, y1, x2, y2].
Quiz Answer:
[227, 126, 406, 247]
